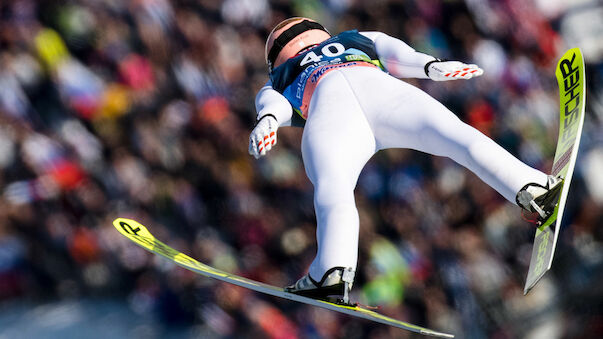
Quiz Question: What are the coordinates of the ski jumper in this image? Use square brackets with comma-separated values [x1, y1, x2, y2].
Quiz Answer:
[255, 30, 548, 280]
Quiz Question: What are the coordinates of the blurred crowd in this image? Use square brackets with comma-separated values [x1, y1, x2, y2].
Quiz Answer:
[0, 0, 602, 338]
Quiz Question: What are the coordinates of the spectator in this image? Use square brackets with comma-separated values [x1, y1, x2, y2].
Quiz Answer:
[0, 0, 601, 338]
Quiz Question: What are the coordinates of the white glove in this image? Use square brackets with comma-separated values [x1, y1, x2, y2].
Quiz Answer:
[249, 114, 278, 159]
[425, 60, 483, 81]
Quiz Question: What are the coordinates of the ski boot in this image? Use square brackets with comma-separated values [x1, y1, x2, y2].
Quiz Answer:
[284, 267, 355, 305]
[516, 175, 564, 225]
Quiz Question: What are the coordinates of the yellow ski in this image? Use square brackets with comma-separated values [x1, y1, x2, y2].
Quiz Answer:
[524, 48, 586, 294]
[113, 218, 454, 338]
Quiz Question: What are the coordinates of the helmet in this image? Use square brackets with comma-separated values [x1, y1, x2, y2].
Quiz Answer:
[265, 17, 331, 70]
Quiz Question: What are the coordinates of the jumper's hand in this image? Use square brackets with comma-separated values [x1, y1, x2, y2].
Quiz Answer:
[249, 114, 278, 159]
[426, 60, 483, 81]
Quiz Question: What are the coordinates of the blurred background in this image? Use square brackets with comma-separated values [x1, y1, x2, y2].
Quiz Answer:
[0, 0, 602, 338]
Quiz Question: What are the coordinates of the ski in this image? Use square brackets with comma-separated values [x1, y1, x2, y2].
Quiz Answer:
[524, 48, 586, 294]
[113, 218, 454, 338]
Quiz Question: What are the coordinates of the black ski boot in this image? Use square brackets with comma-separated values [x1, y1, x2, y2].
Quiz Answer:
[284, 267, 355, 305]
[516, 175, 563, 225]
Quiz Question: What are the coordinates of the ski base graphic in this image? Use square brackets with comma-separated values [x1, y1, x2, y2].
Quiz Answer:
[524, 48, 586, 294]
[113, 218, 454, 338]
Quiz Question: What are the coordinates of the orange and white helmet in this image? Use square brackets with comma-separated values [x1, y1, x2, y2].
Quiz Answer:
[265, 17, 331, 70]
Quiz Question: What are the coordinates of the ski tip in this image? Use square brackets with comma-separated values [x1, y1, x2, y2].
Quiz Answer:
[558, 48, 583, 67]
[422, 330, 454, 338]
[113, 217, 132, 225]
[113, 217, 135, 231]
[113, 218, 152, 240]
[113, 217, 138, 225]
